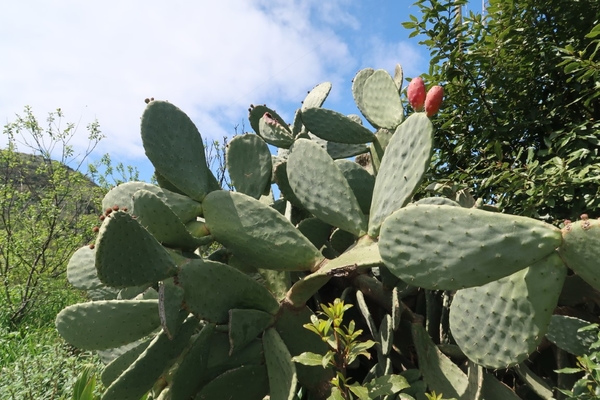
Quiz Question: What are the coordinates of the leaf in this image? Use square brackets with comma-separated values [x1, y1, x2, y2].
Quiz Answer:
[367, 374, 411, 397]
[291, 352, 325, 367]
[327, 387, 346, 400]
[348, 384, 370, 400]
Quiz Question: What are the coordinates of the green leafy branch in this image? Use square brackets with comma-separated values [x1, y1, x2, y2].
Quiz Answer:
[292, 299, 410, 400]
[556, 323, 600, 399]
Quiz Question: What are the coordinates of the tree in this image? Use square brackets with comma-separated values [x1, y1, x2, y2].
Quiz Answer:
[0, 107, 105, 326]
[403, 0, 600, 223]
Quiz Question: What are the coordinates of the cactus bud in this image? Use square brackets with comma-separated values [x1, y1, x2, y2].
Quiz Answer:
[425, 85, 444, 117]
[407, 77, 426, 111]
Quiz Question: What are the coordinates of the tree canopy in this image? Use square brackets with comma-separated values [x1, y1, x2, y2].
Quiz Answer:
[403, 0, 600, 223]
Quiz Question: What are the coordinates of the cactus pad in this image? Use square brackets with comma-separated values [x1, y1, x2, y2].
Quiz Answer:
[302, 82, 332, 110]
[263, 328, 298, 400]
[379, 204, 563, 289]
[287, 139, 368, 236]
[358, 69, 404, 129]
[229, 309, 275, 355]
[227, 134, 272, 199]
[178, 259, 279, 323]
[301, 108, 375, 144]
[449, 253, 567, 368]
[203, 190, 323, 271]
[95, 211, 178, 288]
[141, 101, 211, 201]
[559, 218, 600, 291]
[67, 245, 103, 291]
[546, 315, 597, 356]
[55, 300, 160, 350]
[369, 113, 434, 236]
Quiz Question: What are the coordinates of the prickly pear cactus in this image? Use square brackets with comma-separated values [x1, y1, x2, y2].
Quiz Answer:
[57, 64, 600, 400]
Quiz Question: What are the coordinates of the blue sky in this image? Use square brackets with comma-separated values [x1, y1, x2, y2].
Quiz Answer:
[0, 1, 441, 182]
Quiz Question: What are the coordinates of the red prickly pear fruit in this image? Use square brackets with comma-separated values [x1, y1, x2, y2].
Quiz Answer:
[425, 85, 444, 117]
[407, 77, 426, 111]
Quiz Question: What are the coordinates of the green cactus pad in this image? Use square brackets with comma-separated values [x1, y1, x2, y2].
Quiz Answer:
[95, 339, 147, 364]
[95, 211, 178, 288]
[257, 268, 291, 301]
[302, 82, 332, 110]
[226, 134, 273, 199]
[102, 181, 202, 224]
[101, 338, 152, 387]
[368, 128, 393, 175]
[290, 109, 304, 137]
[185, 219, 211, 240]
[154, 170, 186, 195]
[379, 204, 563, 289]
[203, 190, 323, 271]
[559, 218, 600, 291]
[358, 69, 404, 129]
[55, 300, 160, 350]
[158, 278, 185, 340]
[287, 139, 368, 236]
[329, 228, 356, 254]
[276, 305, 334, 398]
[258, 113, 295, 148]
[273, 161, 305, 209]
[352, 68, 376, 126]
[169, 323, 215, 399]
[172, 330, 264, 398]
[449, 253, 567, 369]
[193, 364, 269, 400]
[67, 246, 103, 291]
[412, 197, 461, 207]
[546, 315, 597, 356]
[379, 314, 393, 356]
[101, 182, 146, 212]
[393, 63, 403, 93]
[102, 315, 198, 400]
[131, 189, 205, 250]
[368, 113, 434, 237]
[297, 218, 332, 250]
[308, 132, 369, 159]
[178, 259, 279, 323]
[206, 332, 264, 378]
[229, 309, 275, 355]
[87, 286, 119, 301]
[249, 105, 288, 136]
[335, 159, 375, 215]
[141, 101, 211, 201]
[264, 328, 298, 400]
[301, 108, 375, 144]
[412, 323, 520, 400]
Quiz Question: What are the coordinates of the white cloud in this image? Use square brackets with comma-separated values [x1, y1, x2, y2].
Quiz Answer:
[0, 0, 357, 164]
[360, 37, 426, 86]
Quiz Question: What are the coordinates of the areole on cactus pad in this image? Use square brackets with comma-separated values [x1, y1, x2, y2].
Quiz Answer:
[55, 63, 600, 400]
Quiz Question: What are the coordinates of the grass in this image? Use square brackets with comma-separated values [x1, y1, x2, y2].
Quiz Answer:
[0, 284, 105, 399]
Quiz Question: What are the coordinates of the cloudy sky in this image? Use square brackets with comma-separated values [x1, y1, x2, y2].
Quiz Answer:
[0, 0, 433, 181]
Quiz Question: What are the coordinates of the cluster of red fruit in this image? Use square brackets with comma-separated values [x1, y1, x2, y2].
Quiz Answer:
[407, 77, 443, 117]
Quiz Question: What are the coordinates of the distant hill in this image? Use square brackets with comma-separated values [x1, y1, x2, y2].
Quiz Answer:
[0, 150, 103, 216]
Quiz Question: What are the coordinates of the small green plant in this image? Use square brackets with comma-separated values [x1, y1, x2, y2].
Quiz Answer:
[555, 323, 600, 399]
[292, 299, 409, 400]
[69, 365, 100, 400]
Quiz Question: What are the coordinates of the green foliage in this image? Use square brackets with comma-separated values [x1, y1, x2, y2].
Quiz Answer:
[293, 299, 411, 400]
[0, 107, 104, 326]
[0, 326, 104, 400]
[556, 324, 600, 399]
[402, 0, 600, 223]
